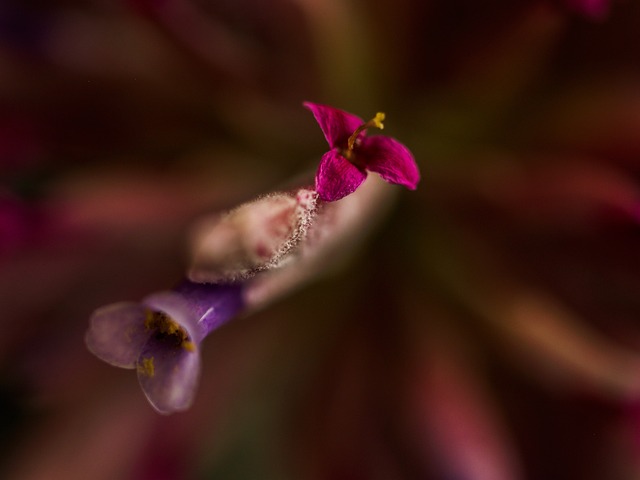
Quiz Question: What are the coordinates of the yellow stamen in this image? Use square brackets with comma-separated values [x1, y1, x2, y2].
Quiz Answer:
[371, 112, 385, 129]
[138, 357, 155, 377]
[347, 112, 386, 152]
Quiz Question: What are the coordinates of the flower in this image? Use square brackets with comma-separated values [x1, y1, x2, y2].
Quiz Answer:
[84, 176, 394, 415]
[304, 101, 420, 202]
[8, 1, 640, 478]
[85, 280, 244, 414]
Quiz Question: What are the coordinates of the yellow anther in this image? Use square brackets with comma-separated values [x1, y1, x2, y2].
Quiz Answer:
[182, 341, 196, 352]
[138, 357, 155, 377]
[371, 112, 385, 129]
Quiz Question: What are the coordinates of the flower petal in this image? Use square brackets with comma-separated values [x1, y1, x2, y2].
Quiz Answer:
[85, 302, 152, 368]
[303, 102, 363, 149]
[315, 150, 367, 202]
[361, 136, 420, 190]
[136, 338, 201, 414]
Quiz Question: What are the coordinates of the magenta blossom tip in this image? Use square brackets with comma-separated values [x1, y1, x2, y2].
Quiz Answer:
[304, 102, 420, 202]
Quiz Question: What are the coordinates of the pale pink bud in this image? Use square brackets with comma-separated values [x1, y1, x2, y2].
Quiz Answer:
[188, 189, 318, 283]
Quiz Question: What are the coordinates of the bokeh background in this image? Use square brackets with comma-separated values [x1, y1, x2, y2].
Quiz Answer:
[3, 0, 640, 478]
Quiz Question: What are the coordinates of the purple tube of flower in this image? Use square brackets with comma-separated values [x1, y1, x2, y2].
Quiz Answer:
[85, 280, 243, 414]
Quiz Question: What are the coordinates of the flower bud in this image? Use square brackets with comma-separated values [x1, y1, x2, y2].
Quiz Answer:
[188, 189, 317, 283]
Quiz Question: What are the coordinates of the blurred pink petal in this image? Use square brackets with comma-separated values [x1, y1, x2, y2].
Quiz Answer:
[494, 292, 640, 400]
[566, 0, 609, 18]
[406, 327, 523, 480]
[474, 159, 640, 227]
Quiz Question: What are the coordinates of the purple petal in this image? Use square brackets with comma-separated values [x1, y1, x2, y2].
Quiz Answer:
[360, 136, 420, 190]
[142, 291, 204, 343]
[85, 302, 152, 368]
[136, 338, 201, 414]
[303, 102, 363, 149]
[315, 150, 367, 202]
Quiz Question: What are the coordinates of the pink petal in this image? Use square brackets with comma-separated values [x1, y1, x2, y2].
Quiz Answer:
[566, 0, 609, 18]
[408, 333, 523, 480]
[136, 338, 201, 414]
[303, 102, 363, 149]
[361, 136, 420, 190]
[315, 150, 367, 202]
[85, 302, 152, 368]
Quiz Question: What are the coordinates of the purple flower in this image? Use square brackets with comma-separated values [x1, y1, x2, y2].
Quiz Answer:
[304, 101, 420, 202]
[85, 280, 244, 414]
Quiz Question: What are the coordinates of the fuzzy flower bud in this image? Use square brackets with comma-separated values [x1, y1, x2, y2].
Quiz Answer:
[188, 188, 317, 283]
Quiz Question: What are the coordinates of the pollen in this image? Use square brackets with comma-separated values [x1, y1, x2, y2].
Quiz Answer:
[144, 310, 195, 351]
[371, 112, 385, 129]
[138, 357, 155, 377]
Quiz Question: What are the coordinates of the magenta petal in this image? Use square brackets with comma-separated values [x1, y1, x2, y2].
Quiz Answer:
[85, 302, 152, 368]
[315, 150, 367, 202]
[361, 136, 420, 190]
[303, 102, 363, 149]
[136, 338, 201, 414]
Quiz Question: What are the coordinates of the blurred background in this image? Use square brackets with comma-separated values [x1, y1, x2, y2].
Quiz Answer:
[3, 0, 640, 478]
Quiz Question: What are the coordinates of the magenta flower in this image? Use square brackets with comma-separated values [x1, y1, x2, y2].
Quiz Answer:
[304, 101, 420, 202]
[85, 280, 243, 414]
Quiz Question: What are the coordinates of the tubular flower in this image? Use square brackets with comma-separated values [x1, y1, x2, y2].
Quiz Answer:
[85, 167, 396, 415]
[85, 280, 243, 414]
[304, 101, 420, 202]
